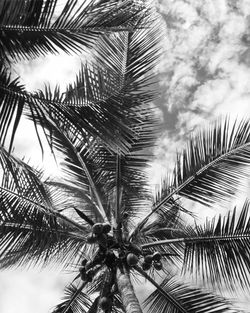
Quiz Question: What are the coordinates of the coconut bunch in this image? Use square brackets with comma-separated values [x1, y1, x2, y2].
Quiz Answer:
[86, 222, 112, 244]
[84, 223, 164, 274]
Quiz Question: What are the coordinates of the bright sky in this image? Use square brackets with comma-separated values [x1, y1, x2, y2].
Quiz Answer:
[2, 0, 250, 311]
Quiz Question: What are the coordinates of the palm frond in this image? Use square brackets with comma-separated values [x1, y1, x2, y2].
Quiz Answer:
[43, 181, 97, 226]
[52, 282, 91, 313]
[0, 217, 84, 269]
[38, 63, 161, 153]
[0, 0, 148, 61]
[143, 274, 238, 313]
[36, 70, 137, 153]
[133, 117, 250, 238]
[0, 64, 26, 151]
[94, 14, 164, 102]
[0, 146, 89, 268]
[141, 199, 250, 291]
[28, 109, 108, 222]
[165, 117, 250, 206]
[181, 199, 250, 290]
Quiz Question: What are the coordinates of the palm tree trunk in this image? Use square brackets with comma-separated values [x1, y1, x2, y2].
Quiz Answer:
[116, 265, 143, 313]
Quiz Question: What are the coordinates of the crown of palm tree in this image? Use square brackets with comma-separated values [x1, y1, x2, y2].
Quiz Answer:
[1, 1, 250, 313]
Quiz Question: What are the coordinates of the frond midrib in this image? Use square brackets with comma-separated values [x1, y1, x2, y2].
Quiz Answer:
[130, 140, 250, 239]
[0, 222, 84, 241]
[0, 186, 87, 233]
[141, 233, 250, 248]
[0, 25, 130, 32]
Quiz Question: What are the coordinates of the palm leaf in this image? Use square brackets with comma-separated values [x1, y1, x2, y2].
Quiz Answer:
[35, 68, 137, 153]
[182, 199, 250, 290]
[0, 64, 26, 151]
[93, 15, 163, 106]
[0, 145, 89, 268]
[143, 274, 238, 313]
[0, 0, 148, 62]
[133, 117, 250, 238]
[165, 117, 250, 206]
[28, 110, 108, 222]
[43, 181, 97, 226]
[141, 199, 250, 291]
[52, 282, 91, 313]
[0, 217, 84, 269]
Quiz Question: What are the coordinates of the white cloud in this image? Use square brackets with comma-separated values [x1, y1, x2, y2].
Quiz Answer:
[14, 53, 82, 92]
[0, 269, 70, 313]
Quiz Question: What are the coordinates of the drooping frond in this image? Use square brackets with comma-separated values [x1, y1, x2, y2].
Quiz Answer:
[34, 68, 139, 153]
[94, 13, 164, 106]
[182, 199, 250, 291]
[26, 61, 160, 154]
[133, 117, 250, 238]
[52, 282, 91, 313]
[28, 109, 108, 222]
[43, 181, 96, 226]
[143, 274, 237, 313]
[0, 59, 158, 165]
[0, 0, 148, 62]
[140, 199, 250, 291]
[0, 64, 26, 151]
[165, 117, 250, 206]
[0, 146, 88, 268]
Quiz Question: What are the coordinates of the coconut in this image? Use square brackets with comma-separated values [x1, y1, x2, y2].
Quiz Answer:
[105, 250, 116, 267]
[102, 222, 112, 234]
[144, 254, 153, 264]
[126, 253, 139, 266]
[123, 212, 129, 219]
[86, 269, 94, 282]
[81, 258, 87, 266]
[153, 261, 163, 270]
[142, 262, 151, 271]
[99, 297, 111, 310]
[85, 260, 92, 270]
[79, 267, 87, 281]
[152, 251, 162, 262]
[86, 234, 98, 244]
[92, 223, 104, 234]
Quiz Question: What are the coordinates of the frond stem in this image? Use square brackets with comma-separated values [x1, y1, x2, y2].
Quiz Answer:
[0, 186, 87, 233]
[61, 282, 86, 313]
[0, 222, 84, 241]
[141, 233, 250, 248]
[135, 265, 188, 313]
[130, 141, 250, 240]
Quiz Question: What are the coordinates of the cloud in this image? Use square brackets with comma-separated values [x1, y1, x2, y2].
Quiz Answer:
[0, 268, 70, 313]
[14, 53, 82, 92]
[156, 0, 250, 157]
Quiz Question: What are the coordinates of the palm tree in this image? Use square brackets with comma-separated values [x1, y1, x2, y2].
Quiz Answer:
[1, 1, 250, 313]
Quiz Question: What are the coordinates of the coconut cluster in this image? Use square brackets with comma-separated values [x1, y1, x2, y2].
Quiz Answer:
[99, 296, 111, 311]
[85, 223, 163, 271]
[81, 223, 163, 311]
[142, 251, 162, 271]
[79, 259, 95, 282]
[86, 222, 112, 244]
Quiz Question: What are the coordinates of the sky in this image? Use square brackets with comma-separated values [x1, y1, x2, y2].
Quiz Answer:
[2, 0, 250, 311]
